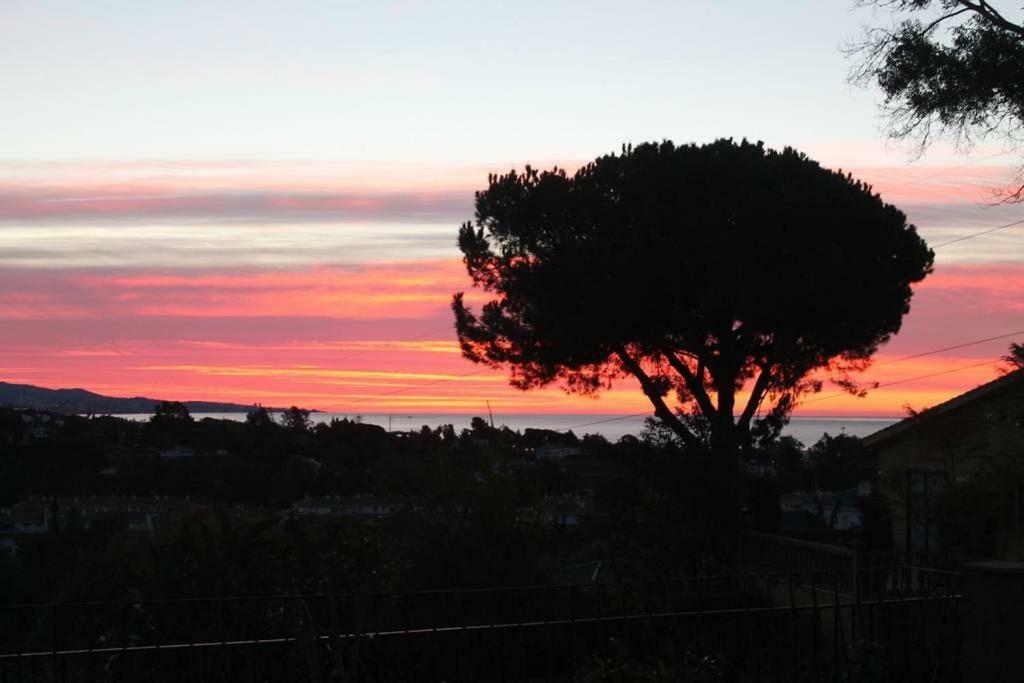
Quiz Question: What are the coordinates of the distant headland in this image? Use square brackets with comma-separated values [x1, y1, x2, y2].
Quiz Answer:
[0, 380, 303, 415]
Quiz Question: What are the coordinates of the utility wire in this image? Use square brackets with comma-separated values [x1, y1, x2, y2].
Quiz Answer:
[876, 152, 1007, 194]
[797, 358, 998, 406]
[321, 368, 491, 412]
[864, 153, 1020, 250]
[874, 328, 1024, 366]
[559, 412, 651, 431]
[557, 326, 1024, 431]
[558, 358, 1001, 431]
[310, 322, 460, 411]
[370, 368, 492, 399]
[931, 218, 1024, 249]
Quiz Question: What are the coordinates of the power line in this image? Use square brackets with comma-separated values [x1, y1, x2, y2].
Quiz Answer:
[875, 328, 1024, 366]
[370, 368, 491, 398]
[558, 357, 1000, 431]
[857, 156, 1024, 250]
[557, 327, 1024, 431]
[797, 358, 998, 407]
[560, 358, 999, 430]
[321, 368, 492, 412]
[864, 153, 1021, 250]
[876, 152, 1008, 194]
[303, 323, 460, 411]
[931, 218, 1024, 249]
[559, 412, 650, 431]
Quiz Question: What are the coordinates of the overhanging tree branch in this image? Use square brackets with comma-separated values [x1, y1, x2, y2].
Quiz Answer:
[660, 348, 719, 419]
[737, 366, 774, 432]
[920, 7, 975, 36]
[851, 0, 1024, 199]
[966, 1, 1024, 37]
[615, 347, 699, 449]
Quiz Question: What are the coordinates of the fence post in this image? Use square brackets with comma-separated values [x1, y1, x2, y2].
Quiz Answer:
[960, 561, 1024, 683]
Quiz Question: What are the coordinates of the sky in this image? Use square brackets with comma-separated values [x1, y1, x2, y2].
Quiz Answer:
[2, 1, 1022, 418]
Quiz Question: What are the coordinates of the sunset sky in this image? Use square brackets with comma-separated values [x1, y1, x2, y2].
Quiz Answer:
[2, 1, 1022, 418]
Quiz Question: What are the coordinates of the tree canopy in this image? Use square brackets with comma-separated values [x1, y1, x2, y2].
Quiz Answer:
[280, 406, 312, 432]
[1003, 342, 1024, 371]
[151, 401, 192, 424]
[245, 405, 275, 430]
[850, 0, 1024, 199]
[452, 139, 934, 454]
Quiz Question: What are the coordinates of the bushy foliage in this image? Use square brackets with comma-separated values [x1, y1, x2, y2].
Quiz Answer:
[850, 1, 1024, 198]
[454, 139, 932, 459]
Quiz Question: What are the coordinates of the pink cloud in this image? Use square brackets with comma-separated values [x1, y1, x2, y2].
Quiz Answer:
[849, 165, 1020, 205]
[0, 188, 471, 223]
[1, 160, 1016, 230]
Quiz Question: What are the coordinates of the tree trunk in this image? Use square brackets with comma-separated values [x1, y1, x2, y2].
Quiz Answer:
[707, 424, 743, 565]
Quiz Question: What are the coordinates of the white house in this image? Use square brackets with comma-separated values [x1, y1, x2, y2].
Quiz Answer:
[535, 445, 583, 461]
[290, 495, 405, 519]
[158, 446, 195, 459]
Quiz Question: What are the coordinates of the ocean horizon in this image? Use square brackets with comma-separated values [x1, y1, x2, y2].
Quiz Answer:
[107, 412, 899, 447]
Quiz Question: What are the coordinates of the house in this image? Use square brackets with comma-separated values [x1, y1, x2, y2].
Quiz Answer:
[0, 496, 191, 539]
[778, 488, 866, 533]
[864, 368, 1024, 559]
[535, 444, 583, 461]
[744, 460, 778, 479]
[289, 495, 406, 519]
[2, 499, 50, 534]
[158, 446, 194, 460]
[514, 494, 591, 529]
[19, 411, 63, 441]
[297, 456, 322, 472]
[540, 493, 590, 527]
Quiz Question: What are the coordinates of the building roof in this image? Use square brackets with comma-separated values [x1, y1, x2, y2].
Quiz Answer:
[291, 495, 406, 512]
[863, 367, 1024, 448]
[6, 499, 45, 525]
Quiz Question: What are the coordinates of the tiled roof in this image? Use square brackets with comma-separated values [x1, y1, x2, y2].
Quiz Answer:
[863, 368, 1024, 447]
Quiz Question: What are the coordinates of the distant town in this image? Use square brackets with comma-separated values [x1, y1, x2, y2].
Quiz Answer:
[3, 366, 1021, 678]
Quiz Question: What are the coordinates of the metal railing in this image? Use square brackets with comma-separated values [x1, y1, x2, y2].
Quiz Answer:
[742, 532, 858, 591]
[0, 568, 962, 682]
[740, 531, 964, 600]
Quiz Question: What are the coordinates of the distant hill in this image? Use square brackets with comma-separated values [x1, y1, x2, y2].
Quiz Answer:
[0, 381, 292, 414]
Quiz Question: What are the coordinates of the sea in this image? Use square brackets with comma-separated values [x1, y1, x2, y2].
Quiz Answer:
[107, 412, 898, 447]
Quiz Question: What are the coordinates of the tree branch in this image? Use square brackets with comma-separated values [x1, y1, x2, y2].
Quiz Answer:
[967, 1, 1024, 38]
[615, 348, 699, 449]
[661, 348, 718, 419]
[919, 7, 974, 36]
[737, 366, 774, 432]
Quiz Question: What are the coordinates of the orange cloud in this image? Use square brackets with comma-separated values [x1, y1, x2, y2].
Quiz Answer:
[1, 260, 478, 320]
[2, 256, 1021, 419]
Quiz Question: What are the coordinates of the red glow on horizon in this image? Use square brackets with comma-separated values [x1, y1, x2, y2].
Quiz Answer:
[2, 255, 1019, 419]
